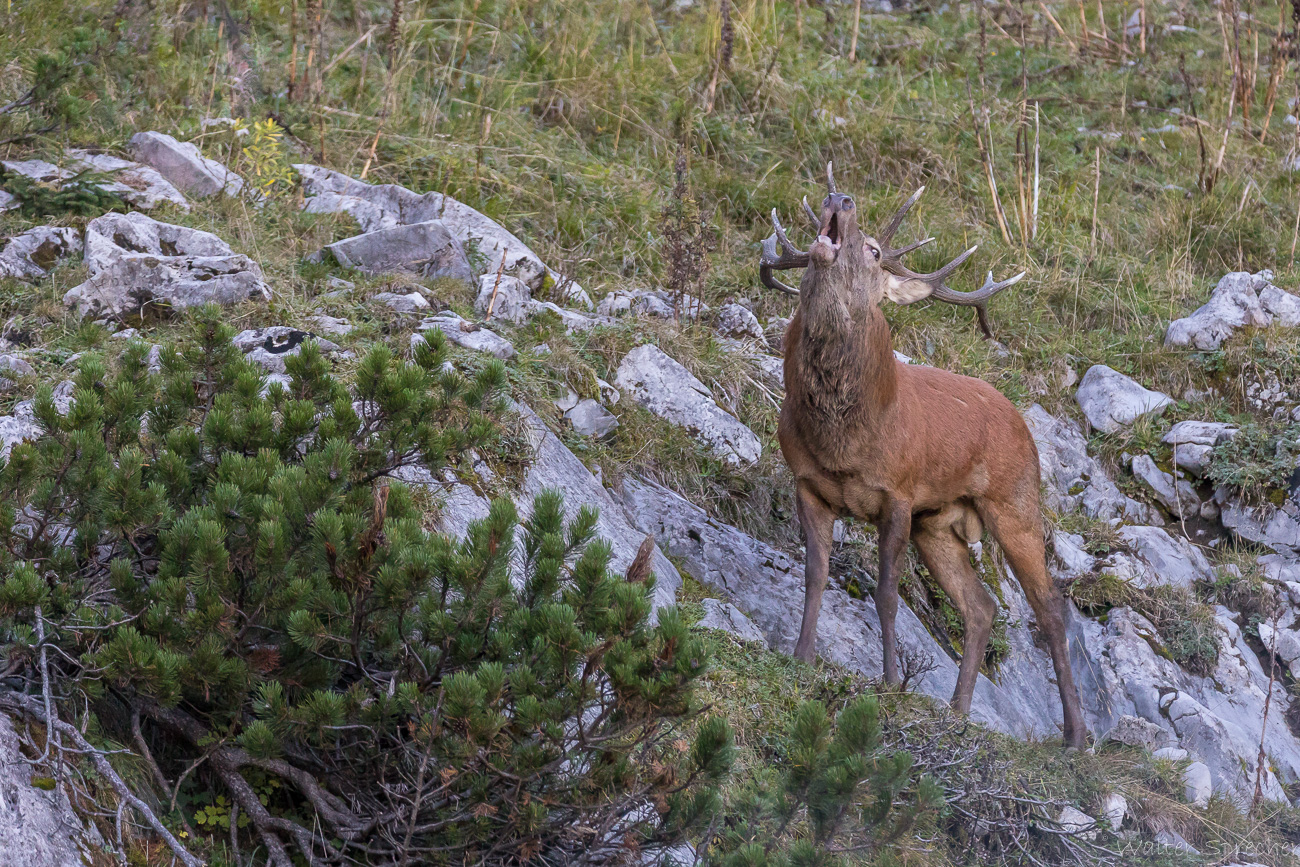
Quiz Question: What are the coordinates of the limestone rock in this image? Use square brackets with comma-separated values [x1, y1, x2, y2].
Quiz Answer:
[1056, 806, 1097, 839]
[294, 163, 589, 304]
[1130, 454, 1200, 519]
[565, 398, 618, 438]
[515, 404, 678, 612]
[1261, 283, 1300, 326]
[1023, 404, 1157, 523]
[1219, 495, 1300, 557]
[0, 714, 103, 865]
[597, 288, 708, 320]
[305, 314, 353, 337]
[1257, 620, 1300, 679]
[475, 274, 532, 324]
[63, 212, 269, 319]
[0, 227, 81, 281]
[697, 598, 769, 647]
[1163, 420, 1236, 477]
[1103, 714, 1171, 751]
[415, 312, 515, 359]
[716, 302, 763, 339]
[1101, 793, 1127, 831]
[372, 291, 430, 314]
[129, 131, 244, 198]
[325, 220, 474, 283]
[1069, 606, 1299, 808]
[1076, 365, 1173, 433]
[1165, 271, 1273, 350]
[0, 356, 34, 378]
[1183, 761, 1213, 807]
[615, 345, 761, 466]
[1109, 525, 1213, 589]
[65, 148, 189, 211]
[232, 327, 341, 375]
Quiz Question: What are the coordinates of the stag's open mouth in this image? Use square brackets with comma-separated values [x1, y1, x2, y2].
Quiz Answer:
[815, 212, 842, 257]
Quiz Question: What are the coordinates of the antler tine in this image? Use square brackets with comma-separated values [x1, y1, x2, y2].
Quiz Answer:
[883, 243, 1023, 338]
[889, 236, 935, 258]
[826, 161, 836, 195]
[876, 186, 926, 246]
[771, 208, 802, 257]
[760, 208, 811, 296]
[801, 196, 819, 227]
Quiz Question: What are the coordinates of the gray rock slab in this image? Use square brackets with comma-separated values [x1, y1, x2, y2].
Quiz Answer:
[1076, 365, 1173, 433]
[615, 344, 761, 466]
[325, 220, 474, 283]
[129, 131, 244, 198]
[63, 212, 269, 319]
[1165, 271, 1273, 350]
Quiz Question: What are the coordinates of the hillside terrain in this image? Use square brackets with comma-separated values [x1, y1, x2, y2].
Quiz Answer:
[3, 0, 1300, 864]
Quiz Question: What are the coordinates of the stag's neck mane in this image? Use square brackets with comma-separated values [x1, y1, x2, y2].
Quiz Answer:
[791, 295, 899, 436]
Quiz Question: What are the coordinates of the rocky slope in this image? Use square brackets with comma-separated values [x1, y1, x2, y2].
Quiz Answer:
[3, 129, 1300, 860]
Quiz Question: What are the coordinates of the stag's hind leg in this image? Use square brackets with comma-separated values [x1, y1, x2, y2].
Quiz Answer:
[912, 520, 995, 714]
[982, 500, 1087, 749]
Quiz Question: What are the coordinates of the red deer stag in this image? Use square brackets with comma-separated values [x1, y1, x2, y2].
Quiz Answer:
[760, 164, 1086, 749]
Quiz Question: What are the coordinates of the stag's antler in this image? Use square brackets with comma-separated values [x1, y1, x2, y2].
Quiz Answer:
[760, 208, 809, 296]
[876, 186, 1023, 339]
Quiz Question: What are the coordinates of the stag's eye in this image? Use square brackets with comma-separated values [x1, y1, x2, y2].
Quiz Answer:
[868, 245, 880, 260]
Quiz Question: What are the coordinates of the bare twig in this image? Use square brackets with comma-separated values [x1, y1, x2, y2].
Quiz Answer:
[0, 691, 205, 867]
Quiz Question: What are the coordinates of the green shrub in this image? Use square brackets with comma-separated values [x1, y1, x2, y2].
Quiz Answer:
[711, 695, 942, 867]
[1207, 420, 1300, 507]
[0, 167, 126, 218]
[0, 306, 732, 864]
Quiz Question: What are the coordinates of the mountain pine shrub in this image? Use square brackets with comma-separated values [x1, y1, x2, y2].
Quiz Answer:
[712, 695, 942, 867]
[0, 306, 732, 865]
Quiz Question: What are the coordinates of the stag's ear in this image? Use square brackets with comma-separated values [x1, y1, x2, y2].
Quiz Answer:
[882, 274, 935, 305]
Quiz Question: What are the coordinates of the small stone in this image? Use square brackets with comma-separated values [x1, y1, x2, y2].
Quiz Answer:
[0, 355, 34, 378]
[416, 313, 516, 359]
[305, 314, 353, 337]
[1103, 715, 1170, 751]
[0, 227, 82, 281]
[372, 291, 430, 314]
[1260, 284, 1300, 327]
[716, 302, 764, 340]
[475, 274, 532, 324]
[129, 130, 244, 198]
[1130, 454, 1200, 518]
[1101, 793, 1127, 831]
[1165, 271, 1272, 350]
[1183, 761, 1212, 808]
[565, 398, 619, 438]
[1154, 829, 1198, 854]
[532, 343, 552, 355]
[1056, 806, 1097, 840]
[555, 388, 580, 412]
[1075, 365, 1174, 433]
[326, 220, 474, 284]
[233, 327, 341, 375]
[1153, 746, 1188, 761]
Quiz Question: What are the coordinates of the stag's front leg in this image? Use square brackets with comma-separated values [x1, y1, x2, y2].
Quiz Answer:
[794, 484, 836, 663]
[874, 500, 913, 686]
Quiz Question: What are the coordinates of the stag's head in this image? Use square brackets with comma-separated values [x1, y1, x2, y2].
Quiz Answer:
[760, 163, 1024, 337]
